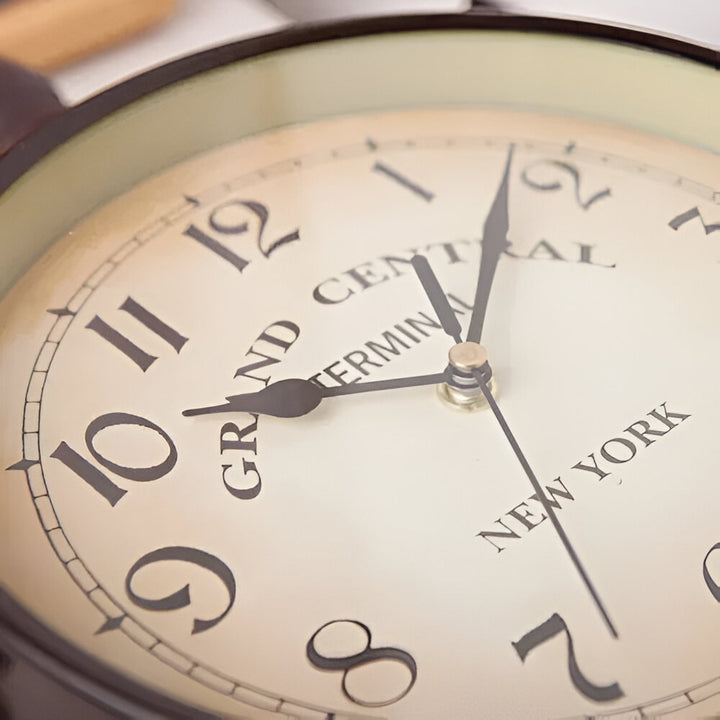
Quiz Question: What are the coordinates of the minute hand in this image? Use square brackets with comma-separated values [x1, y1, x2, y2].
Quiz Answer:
[465, 144, 514, 344]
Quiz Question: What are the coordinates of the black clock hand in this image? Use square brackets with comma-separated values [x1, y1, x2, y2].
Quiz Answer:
[183, 379, 323, 418]
[465, 144, 514, 344]
[182, 372, 447, 418]
[320, 372, 446, 397]
[471, 364, 619, 639]
[415, 247, 618, 639]
[411, 254, 462, 344]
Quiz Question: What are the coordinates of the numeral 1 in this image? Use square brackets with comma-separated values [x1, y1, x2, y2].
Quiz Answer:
[50, 441, 126, 506]
[373, 161, 435, 202]
[86, 297, 187, 371]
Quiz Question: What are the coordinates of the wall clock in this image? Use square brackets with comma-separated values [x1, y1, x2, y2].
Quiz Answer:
[1, 8, 719, 719]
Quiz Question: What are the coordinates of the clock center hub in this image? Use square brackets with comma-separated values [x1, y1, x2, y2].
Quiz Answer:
[448, 341, 488, 371]
[438, 342, 496, 411]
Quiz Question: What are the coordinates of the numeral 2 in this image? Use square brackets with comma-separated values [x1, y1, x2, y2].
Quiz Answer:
[512, 614, 623, 702]
[86, 296, 187, 372]
[669, 206, 720, 235]
[50, 412, 177, 506]
[521, 159, 610, 210]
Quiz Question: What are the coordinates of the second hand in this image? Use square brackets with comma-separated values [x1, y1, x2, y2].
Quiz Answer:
[471, 366, 619, 639]
[411, 252, 618, 639]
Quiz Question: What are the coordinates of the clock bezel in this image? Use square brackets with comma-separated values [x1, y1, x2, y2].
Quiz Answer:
[1, 12, 717, 198]
[1, 11, 719, 718]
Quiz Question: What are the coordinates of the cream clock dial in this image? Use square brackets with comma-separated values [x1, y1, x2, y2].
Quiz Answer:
[1, 15, 720, 720]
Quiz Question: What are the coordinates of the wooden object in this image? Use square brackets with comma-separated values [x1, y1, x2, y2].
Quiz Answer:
[0, 0, 177, 72]
[0, 57, 64, 157]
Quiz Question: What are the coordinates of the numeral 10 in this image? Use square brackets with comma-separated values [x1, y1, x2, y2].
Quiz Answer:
[50, 412, 177, 506]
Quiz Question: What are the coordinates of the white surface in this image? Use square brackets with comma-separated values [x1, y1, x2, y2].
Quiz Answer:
[265, 0, 466, 21]
[51, 0, 720, 105]
[51, 0, 289, 104]
[509, 0, 720, 47]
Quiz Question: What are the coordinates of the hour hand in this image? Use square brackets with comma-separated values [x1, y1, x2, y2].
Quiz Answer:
[183, 379, 322, 418]
[182, 372, 448, 418]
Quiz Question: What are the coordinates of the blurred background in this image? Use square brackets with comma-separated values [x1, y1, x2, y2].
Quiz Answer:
[0, 0, 718, 106]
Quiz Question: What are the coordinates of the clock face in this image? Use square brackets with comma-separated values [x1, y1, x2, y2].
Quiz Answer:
[1, 19, 720, 720]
